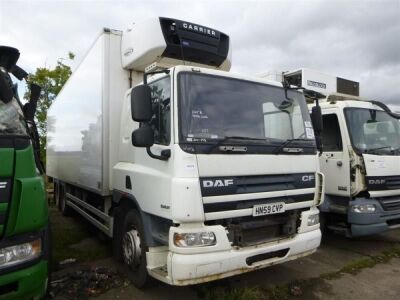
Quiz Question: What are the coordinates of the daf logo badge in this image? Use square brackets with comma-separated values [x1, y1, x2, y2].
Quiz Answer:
[368, 179, 385, 185]
[203, 179, 234, 188]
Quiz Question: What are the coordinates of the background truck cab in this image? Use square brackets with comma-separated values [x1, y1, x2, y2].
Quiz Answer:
[279, 68, 400, 237]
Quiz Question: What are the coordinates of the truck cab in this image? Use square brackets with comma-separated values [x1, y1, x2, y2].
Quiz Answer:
[282, 68, 400, 237]
[47, 18, 323, 287]
[0, 46, 49, 299]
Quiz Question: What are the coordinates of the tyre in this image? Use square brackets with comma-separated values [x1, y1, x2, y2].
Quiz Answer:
[319, 212, 331, 236]
[56, 182, 73, 217]
[117, 209, 153, 288]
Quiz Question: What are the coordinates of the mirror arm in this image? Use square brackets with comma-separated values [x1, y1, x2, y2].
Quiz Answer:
[146, 147, 170, 161]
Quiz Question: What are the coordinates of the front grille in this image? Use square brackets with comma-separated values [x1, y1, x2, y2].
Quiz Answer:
[380, 197, 400, 211]
[200, 173, 315, 197]
[386, 177, 400, 190]
[367, 175, 400, 191]
[206, 210, 301, 247]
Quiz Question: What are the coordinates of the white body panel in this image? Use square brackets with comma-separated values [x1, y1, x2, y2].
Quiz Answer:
[196, 153, 318, 176]
[47, 30, 129, 195]
[363, 154, 400, 177]
[318, 106, 352, 196]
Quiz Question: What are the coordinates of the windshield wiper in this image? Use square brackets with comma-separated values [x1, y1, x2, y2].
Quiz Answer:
[207, 136, 268, 153]
[273, 138, 310, 154]
[364, 146, 393, 154]
[364, 146, 400, 154]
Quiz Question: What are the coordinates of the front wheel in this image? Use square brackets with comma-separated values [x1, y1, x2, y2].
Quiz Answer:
[119, 209, 153, 288]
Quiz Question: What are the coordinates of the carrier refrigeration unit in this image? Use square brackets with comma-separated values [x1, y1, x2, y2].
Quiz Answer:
[47, 18, 324, 286]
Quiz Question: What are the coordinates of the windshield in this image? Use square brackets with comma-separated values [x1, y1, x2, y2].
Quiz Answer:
[178, 72, 314, 151]
[0, 98, 27, 135]
[344, 107, 400, 155]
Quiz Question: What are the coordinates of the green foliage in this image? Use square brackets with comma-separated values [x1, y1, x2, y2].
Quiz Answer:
[23, 54, 74, 163]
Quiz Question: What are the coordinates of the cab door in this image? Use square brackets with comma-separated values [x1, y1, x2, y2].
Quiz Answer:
[319, 110, 351, 197]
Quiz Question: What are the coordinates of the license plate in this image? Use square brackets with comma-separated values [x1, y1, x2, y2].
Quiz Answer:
[253, 202, 285, 217]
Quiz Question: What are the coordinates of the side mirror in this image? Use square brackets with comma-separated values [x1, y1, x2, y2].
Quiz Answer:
[132, 125, 154, 147]
[311, 105, 323, 134]
[23, 83, 41, 121]
[131, 85, 152, 122]
[311, 105, 323, 153]
[10, 65, 28, 80]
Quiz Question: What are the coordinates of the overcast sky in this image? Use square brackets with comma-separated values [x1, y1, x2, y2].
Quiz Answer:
[1, 0, 399, 110]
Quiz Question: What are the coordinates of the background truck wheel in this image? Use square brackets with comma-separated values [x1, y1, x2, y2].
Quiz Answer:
[117, 209, 153, 288]
[56, 182, 72, 217]
[320, 212, 330, 236]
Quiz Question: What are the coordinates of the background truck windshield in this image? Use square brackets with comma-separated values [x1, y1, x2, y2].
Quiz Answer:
[345, 108, 400, 154]
[178, 72, 313, 144]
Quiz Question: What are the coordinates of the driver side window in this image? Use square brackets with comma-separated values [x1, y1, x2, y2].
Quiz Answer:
[322, 114, 343, 151]
[148, 77, 171, 145]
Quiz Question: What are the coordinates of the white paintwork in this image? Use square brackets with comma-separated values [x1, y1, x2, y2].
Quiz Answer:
[47, 30, 129, 195]
[363, 154, 400, 177]
[369, 190, 400, 198]
[196, 153, 318, 177]
[164, 225, 321, 285]
[318, 106, 352, 196]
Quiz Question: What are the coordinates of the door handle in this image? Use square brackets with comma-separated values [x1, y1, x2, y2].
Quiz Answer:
[337, 161, 343, 167]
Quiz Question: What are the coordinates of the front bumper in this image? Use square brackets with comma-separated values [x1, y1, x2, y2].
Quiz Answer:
[348, 198, 400, 237]
[0, 260, 48, 300]
[167, 229, 320, 285]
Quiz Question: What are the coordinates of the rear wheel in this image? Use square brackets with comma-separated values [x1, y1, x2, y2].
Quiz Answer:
[56, 182, 72, 217]
[117, 209, 153, 288]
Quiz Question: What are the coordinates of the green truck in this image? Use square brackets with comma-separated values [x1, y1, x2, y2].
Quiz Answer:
[0, 46, 49, 299]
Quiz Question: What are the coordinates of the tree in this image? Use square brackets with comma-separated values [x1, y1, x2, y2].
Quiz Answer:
[24, 52, 74, 163]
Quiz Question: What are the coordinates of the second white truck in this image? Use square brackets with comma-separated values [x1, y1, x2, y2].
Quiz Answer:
[47, 18, 324, 286]
[266, 68, 400, 237]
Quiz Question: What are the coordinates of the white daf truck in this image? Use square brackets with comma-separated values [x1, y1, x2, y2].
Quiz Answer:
[46, 18, 324, 287]
[265, 68, 400, 237]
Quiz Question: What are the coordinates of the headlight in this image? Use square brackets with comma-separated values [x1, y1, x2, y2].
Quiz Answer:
[307, 214, 320, 226]
[0, 239, 42, 269]
[174, 232, 216, 247]
[351, 204, 376, 213]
